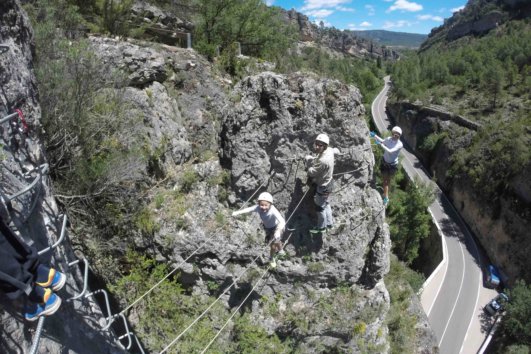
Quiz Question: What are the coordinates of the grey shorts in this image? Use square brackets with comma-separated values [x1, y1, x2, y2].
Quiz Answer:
[380, 160, 398, 176]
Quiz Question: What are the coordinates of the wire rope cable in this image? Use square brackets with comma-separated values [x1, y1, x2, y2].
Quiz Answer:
[107, 171, 276, 325]
[160, 184, 310, 353]
[199, 266, 271, 354]
[196, 188, 312, 353]
[158, 235, 277, 354]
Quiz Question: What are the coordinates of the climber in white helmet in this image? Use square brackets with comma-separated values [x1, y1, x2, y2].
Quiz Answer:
[370, 126, 404, 206]
[232, 192, 286, 268]
[305, 133, 337, 234]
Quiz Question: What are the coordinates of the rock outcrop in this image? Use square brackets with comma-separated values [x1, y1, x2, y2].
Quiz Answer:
[1, 1, 400, 352]
[0, 1, 125, 353]
[124, 71, 393, 352]
[130, 0, 193, 46]
[280, 8, 399, 60]
[422, 0, 531, 51]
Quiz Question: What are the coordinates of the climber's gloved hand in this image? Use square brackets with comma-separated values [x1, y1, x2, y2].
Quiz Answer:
[375, 140, 380, 145]
[369, 131, 376, 137]
[305, 155, 314, 162]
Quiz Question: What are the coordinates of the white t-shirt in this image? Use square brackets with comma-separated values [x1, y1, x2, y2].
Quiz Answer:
[382, 137, 403, 165]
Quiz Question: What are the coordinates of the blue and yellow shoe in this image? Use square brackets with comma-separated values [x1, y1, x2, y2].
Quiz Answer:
[36, 265, 66, 291]
[24, 292, 62, 322]
[383, 197, 389, 206]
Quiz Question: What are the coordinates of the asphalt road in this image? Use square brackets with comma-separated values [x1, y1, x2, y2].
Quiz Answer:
[371, 77, 490, 354]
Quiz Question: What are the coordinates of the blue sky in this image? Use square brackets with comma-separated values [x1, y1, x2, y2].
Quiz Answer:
[266, 0, 466, 34]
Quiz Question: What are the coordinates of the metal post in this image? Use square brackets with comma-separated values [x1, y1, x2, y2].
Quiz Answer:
[0, 112, 18, 124]
[186, 33, 191, 49]
[38, 214, 67, 255]
[28, 317, 46, 354]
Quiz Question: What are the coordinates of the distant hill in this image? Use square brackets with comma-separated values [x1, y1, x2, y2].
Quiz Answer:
[347, 30, 427, 48]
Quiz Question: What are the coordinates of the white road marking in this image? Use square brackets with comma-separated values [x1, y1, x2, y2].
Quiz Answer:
[438, 227, 466, 347]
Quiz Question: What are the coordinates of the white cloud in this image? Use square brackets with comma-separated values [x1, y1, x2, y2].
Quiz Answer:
[383, 20, 414, 29]
[263, 0, 274, 5]
[305, 9, 334, 18]
[337, 6, 355, 12]
[301, 0, 351, 11]
[417, 14, 443, 22]
[451, 6, 465, 13]
[347, 21, 372, 30]
[365, 4, 375, 16]
[387, 0, 423, 12]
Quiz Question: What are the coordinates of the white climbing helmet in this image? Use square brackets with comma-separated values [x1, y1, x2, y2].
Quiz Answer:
[258, 192, 274, 204]
[391, 126, 402, 136]
[315, 133, 329, 145]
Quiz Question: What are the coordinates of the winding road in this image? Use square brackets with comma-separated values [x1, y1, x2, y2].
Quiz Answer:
[371, 77, 498, 353]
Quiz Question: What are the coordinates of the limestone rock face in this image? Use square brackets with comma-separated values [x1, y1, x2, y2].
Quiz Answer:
[174, 71, 391, 351]
[88, 36, 229, 177]
[447, 11, 505, 41]
[0, 1, 124, 353]
[280, 8, 399, 60]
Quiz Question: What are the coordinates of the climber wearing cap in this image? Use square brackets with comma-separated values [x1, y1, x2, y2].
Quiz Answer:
[305, 133, 336, 233]
[232, 192, 286, 268]
[370, 126, 404, 206]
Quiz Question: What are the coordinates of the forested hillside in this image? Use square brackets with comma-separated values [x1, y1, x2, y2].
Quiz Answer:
[349, 30, 427, 48]
[389, 0, 531, 351]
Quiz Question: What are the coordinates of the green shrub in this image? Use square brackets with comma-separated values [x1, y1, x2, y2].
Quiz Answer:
[180, 169, 199, 193]
[385, 255, 420, 353]
[135, 208, 159, 235]
[387, 178, 435, 265]
[500, 280, 531, 347]
[419, 131, 448, 153]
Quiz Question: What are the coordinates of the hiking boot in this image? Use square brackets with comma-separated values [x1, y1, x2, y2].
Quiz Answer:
[25, 292, 62, 322]
[269, 257, 277, 269]
[36, 265, 66, 291]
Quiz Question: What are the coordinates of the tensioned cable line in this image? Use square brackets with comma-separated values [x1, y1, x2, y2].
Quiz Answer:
[160, 180, 311, 354]
[197, 187, 311, 353]
[158, 231, 278, 354]
[163, 144, 375, 352]
[200, 265, 271, 354]
[103, 171, 276, 328]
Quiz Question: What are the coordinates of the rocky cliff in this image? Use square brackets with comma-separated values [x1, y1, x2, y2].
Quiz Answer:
[421, 0, 531, 51]
[281, 8, 399, 60]
[0, 1, 430, 352]
[387, 101, 531, 285]
[0, 1, 125, 353]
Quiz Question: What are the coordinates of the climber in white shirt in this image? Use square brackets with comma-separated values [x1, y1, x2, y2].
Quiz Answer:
[371, 126, 404, 206]
[232, 192, 285, 268]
